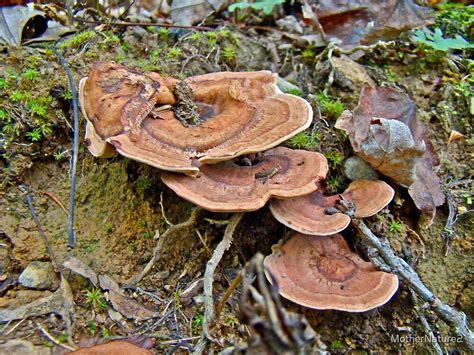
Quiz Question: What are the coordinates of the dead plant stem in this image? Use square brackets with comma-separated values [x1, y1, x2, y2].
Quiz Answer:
[195, 212, 245, 354]
[352, 219, 474, 350]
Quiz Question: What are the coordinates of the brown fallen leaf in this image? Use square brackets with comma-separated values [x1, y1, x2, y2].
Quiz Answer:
[335, 85, 444, 213]
[71, 340, 152, 355]
[63, 256, 99, 287]
[99, 275, 158, 321]
[304, 0, 433, 47]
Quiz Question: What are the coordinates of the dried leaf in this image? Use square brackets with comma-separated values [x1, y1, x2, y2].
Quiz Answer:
[63, 256, 98, 287]
[170, 0, 228, 25]
[305, 0, 433, 47]
[0, 4, 74, 46]
[335, 85, 444, 212]
[0, 5, 46, 46]
[99, 275, 158, 321]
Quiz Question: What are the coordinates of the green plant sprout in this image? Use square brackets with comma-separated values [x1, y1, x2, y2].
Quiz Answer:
[84, 288, 107, 311]
[228, 0, 285, 15]
[22, 69, 40, 82]
[26, 128, 42, 141]
[326, 175, 342, 193]
[189, 32, 202, 42]
[222, 46, 236, 62]
[388, 220, 403, 233]
[414, 28, 473, 52]
[167, 47, 182, 59]
[0, 78, 7, 90]
[9, 91, 24, 103]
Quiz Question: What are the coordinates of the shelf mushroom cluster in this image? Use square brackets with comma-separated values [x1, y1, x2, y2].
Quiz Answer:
[79, 62, 398, 312]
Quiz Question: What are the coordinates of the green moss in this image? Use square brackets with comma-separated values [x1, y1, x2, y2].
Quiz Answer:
[318, 92, 344, 119]
[324, 150, 344, 169]
[287, 131, 320, 149]
[59, 30, 95, 48]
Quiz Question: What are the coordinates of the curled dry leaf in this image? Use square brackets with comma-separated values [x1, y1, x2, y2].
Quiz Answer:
[335, 85, 444, 212]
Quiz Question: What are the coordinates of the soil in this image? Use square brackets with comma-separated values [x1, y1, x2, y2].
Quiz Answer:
[0, 20, 472, 354]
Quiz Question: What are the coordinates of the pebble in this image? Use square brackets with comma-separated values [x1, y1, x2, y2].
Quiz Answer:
[18, 261, 60, 291]
[343, 156, 379, 181]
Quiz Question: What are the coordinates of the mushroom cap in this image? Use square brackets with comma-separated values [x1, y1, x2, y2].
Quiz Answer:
[270, 180, 394, 235]
[161, 147, 328, 212]
[79, 62, 313, 173]
[264, 233, 399, 312]
[80, 78, 117, 158]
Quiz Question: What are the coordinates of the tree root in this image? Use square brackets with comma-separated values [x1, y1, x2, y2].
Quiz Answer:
[352, 219, 474, 350]
[195, 212, 245, 354]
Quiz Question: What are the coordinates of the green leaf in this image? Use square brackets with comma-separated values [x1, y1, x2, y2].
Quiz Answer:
[414, 28, 473, 52]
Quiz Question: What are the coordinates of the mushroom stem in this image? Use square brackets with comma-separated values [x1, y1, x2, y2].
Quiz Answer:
[195, 212, 245, 354]
[352, 219, 474, 351]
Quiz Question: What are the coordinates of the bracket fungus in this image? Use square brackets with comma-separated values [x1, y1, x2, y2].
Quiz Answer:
[264, 233, 399, 312]
[270, 180, 394, 235]
[161, 147, 328, 212]
[79, 62, 313, 173]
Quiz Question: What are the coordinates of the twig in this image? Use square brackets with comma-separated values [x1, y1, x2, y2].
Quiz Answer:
[52, 48, 79, 248]
[77, 19, 213, 31]
[195, 212, 244, 354]
[215, 273, 242, 319]
[23, 188, 64, 277]
[35, 321, 77, 352]
[352, 219, 474, 350]
[42, 191, 68, 215]
[409, 289, 443, 355]
[125, 208, 202, 286]
[160, 192, 173, 226]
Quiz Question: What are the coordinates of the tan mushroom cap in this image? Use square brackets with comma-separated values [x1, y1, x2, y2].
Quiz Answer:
[79, 62, 313, 173]
[264, 233, 399, 312]
[270, 180, 394, 235]
[161, 147, 328, 212]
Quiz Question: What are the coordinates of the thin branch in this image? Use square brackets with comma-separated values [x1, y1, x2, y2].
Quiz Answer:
[409, 289, 443, 355]
[352, 219, 474, 350]
[35, 321, 77, 352]
[195, 212, 244, 354]
[52, 48, 79, 248]
[77, 19, 213, 31]
[23, 188, 64, 278]
[125, 208, 202, 286]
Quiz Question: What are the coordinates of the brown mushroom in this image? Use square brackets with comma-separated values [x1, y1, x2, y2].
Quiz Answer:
[264, 233, 398, 312]
[269, 180, 394, 235]
[79, 62, 313, 173]
[161, 147, 328, 212]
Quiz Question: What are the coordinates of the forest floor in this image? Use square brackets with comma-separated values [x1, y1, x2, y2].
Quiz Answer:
[0, 2, 473, 354]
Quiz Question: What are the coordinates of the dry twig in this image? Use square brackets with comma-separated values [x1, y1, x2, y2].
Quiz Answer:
[352, 219, 474, 350]
[125, 208, 202, 286]
[195, 212, 245, 354]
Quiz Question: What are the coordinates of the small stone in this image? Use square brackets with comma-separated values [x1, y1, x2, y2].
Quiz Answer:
[18, 261, 59, 291]
[343, 156, 379, 181]
[331, 55, 376, 92]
